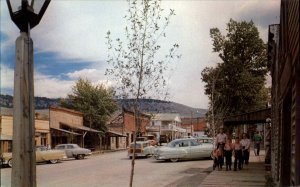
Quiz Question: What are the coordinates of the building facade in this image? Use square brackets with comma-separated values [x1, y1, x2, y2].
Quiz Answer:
[270, 0, 300, 186]
[0, 115, 51, 153]
[49, 106, 101, 149]
[181, 117, 207, 137]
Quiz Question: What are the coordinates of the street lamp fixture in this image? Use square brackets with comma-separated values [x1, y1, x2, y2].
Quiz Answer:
[7, 0, 50, 32]
[6, 1, 51, 187]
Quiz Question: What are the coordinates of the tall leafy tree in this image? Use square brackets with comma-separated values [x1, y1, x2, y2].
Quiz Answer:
[201, 19, 269, 131]
[105, 0, 180, 186]
[61, 78, 118, 132]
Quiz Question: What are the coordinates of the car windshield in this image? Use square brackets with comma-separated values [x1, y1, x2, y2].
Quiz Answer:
[36, 146, 47, 151]
[73, 144, 80, 148]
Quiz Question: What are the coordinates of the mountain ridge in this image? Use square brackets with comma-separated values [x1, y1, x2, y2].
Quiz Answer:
[0, 94, 207, 118]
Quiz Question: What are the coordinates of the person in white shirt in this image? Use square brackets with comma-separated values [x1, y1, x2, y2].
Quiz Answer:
[240, 133, 251, 166]
[215, 127, 228, 147]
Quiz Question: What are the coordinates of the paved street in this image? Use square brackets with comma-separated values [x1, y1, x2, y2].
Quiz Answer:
[1, 150, 212, 187]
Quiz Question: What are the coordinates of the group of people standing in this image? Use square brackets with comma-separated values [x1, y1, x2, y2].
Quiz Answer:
[212, 127, 256, 171]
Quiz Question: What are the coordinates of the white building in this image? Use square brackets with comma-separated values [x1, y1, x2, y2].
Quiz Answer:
[146, 113, 186, 142]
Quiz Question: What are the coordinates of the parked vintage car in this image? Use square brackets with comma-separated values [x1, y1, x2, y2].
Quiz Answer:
[54, 144, 92, 159]
[128, 141, 153, 158]
[0, 146, 67, 168]
[153, 138, 213, 162]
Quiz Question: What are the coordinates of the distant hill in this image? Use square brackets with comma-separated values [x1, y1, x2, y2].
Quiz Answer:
[0, 107, 49, 119]
[118, 99, 206, 118]
[0, 94, 60, 109]
[0, 94, 207, 118]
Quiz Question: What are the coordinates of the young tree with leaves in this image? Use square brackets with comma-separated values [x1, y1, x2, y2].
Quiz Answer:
[61, 78, 118, 147]
[105, 0, 180, 186]
[201, 19, 269, 131]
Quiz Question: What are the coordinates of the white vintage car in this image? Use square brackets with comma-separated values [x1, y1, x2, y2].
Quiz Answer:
[0, 146, 67, 168]
[154, 138, 213, 162]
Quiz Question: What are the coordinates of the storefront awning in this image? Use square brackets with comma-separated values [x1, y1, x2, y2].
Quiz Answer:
[51, 127, 82, 136]
[72, 125, 101, 133]
[59, 122, 101, 133]
[223, 108, 271, 126]
[106, 130, 127, 137]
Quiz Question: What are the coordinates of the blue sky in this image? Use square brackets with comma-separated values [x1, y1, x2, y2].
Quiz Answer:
[0, 0, 280, 109]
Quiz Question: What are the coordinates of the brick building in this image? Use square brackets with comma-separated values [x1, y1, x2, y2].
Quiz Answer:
[107, 108, 151, 149]
[181, 117, 207, 137]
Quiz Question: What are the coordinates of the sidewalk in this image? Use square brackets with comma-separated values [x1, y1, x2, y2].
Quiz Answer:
[199, 150, 266, 187]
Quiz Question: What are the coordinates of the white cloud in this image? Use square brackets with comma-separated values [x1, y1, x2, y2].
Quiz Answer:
[34, 73, 74, 98]
[31, 1, 128, 63]
[35, 68, 113, 98]
[0, 64, 14, 90]
[66, 68, 112, 86]
[0, 0, 281, 108]
[67, 68, 99, 80]
[0, 1, 19, 54]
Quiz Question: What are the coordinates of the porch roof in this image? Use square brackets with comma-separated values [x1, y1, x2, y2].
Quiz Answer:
[223, 107, 271, 126]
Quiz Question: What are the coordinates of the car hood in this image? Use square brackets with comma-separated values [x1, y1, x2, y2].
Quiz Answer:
[2, 152, 12, 160]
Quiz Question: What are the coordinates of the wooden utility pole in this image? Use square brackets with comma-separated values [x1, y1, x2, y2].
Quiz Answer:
[12, 32, 36, 187]
[6, 1, 51, 186]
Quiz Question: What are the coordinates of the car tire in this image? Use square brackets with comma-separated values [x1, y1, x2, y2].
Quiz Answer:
[77, 154, 85, 159]
[49, 159, 58, 164]
[8, 159, 12, 168]
[170, 158, 179, 162]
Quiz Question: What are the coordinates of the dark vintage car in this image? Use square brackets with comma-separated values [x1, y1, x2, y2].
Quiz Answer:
[127, 141, 152, 158]
[54, 144, 91, 159]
